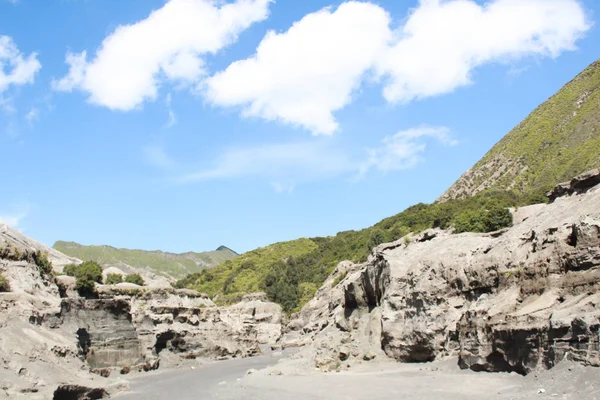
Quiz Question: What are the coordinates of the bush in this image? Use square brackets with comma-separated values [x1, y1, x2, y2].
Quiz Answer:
[105, 273, 123, 285]
[124, 273, 144, 286]
[63, 264, 78, 277]
[63, 261, 103, 295]
[367, 229, 386, 250]
[454, 210, 487, 233]
[0, 272, 10, 292]
[32, 251, 53, 278]
[483, 205, 513, 232]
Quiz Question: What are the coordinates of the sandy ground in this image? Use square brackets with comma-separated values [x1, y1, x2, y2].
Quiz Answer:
[115, 352, 600, 400]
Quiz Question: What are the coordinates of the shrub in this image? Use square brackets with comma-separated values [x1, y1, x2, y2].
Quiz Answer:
[32, 251, 53, 278]
[367, 229, 386, 250]
[124, 273, 144, 286]
[64, 261, 103, 296]
[105, 273, 123, 285]
[0, 272, 10, 292]
[63, 264, 79, 277]
[483, 205, 513, 232]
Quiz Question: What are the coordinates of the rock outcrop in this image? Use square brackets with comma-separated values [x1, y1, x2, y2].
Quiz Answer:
[283, 176, 600, 374]
[0, 233, 283, 398]
[1, 224, 81, 270]
[547, 168, 600, 203]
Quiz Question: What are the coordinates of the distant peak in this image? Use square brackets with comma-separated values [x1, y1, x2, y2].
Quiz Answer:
[216, 245, 238, 255]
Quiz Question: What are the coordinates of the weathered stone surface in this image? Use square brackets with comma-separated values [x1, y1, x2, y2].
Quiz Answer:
[0, 224, 81, 270]
[547, 168, 600, 203]
[0, 234, 283, 398]
[287, 177, 600, 374]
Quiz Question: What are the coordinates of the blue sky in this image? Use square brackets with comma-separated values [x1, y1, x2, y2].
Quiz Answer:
[0, 0, 597, 253]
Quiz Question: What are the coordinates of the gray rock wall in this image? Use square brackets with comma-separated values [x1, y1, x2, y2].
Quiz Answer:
[284, 180, 600, 374]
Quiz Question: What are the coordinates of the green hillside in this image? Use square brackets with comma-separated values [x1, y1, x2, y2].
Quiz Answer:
[53, 241, 238, 279]
[439, 59, 600, 201]
[177, 59, 600, 312]
[176, 190, 526, 311]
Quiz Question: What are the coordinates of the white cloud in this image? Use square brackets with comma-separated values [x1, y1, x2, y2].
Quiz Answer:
[358, 126, 456, 178]
[207, 0, 589, 133]
[53, 0, 272, 110]
[378, 0, 590, 103]
[205, 1, 392, 135]
[0, 36, 41, 94]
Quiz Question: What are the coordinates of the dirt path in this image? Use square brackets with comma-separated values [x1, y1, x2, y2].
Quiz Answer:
[115, 354, 600, 400]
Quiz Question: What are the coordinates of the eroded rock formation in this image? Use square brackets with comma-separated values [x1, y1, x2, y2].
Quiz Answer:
[283, 175, 600, 374]
[0, 246, 282, 398]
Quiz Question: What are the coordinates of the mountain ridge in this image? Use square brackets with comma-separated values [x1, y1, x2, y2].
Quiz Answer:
[53, 240, 238, 280]
[438, 59, 600, 202]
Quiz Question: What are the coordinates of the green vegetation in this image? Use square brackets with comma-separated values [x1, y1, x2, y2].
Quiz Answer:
[64, 261, 103, 295]
[124, 273, 144, 286]
[0, 245, 53, 279]
[177, 189, 527, 312]
[332, 271, 348, 288]
[105, 273, 123, 285]
[53, 241, 238, 279]
[0, 272, 10, 292]
[165, 60, 600, 312]
[32, 251, 53, 278]
[443, 59, 600, 200]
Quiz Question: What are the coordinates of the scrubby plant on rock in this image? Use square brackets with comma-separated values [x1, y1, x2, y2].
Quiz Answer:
[32, 251, 53, 278]
[105, 273, 123, 285]
[124, 273, 144, 286]
[0, 272, 10, 292]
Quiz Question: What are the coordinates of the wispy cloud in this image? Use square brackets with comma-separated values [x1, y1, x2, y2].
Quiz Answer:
[357, 126, 457, 179]
[167, 125, 455, 189]
[165, 109, 177, 128]
[25, 107, 39, 126]
[177, 140, 353, 183]
[0, 36, 41, 94]
[271, 182, 295, 194]
[143, 145, 178, 170]
[0, 203, 31, 228]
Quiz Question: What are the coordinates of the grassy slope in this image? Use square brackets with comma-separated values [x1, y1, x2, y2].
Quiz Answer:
[53, 241, 238, 279]
[441, 59, 600, 200]
[179, 60, 600, 312]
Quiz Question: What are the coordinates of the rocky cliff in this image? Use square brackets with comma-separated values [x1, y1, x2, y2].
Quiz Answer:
[0, 234, 282, 399]
[281, 170, 600, 375]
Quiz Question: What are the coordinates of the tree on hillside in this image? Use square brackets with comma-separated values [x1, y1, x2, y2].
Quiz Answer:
[69, 261, 104, 296]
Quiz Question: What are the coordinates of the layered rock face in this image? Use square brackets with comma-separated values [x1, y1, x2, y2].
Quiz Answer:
[0, 258, 107, 399]
[284, 176, 600, 374]
[47, 287, 283, 374]
[0, 241, 282, 398]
